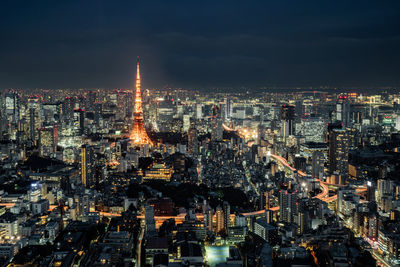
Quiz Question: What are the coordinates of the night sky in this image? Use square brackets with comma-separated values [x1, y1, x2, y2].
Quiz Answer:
[1, 1, 400, 89]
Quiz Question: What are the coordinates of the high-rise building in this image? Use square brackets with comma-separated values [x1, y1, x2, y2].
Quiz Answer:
[279, 190, 298, 223]
[73, 109, 85, 135]
[81, 145, 94, 188]
[16, 119, 28, 145]
[296, 209, 309, 235]
[211, 106, 223, 142]
[5, 91, 19, 123]
[145, 205, 157, 237]
[253, 218, 276, 242]
[311, 151, 325, 179]
[94, 102, 103, 126]
[300, 116, 325, 142]
[28, 98, 41, 142]
[86, 91, 97, 111]
[328, 128, 349, 178]
[204, 208, 213, 231]
[196, 104, 202, 120]
[366, 181, 376, 202]
[130, 57, 152, 145]
[259, 188, 273, 210]
[257, 124, 264, 145]
[224, 97, 233, 119]
[337, 187, 357, 215]
[38, 126, 58, 156]
[63, 96, 76, 121]
[215, 206, 224, 234]
[187, 123, 198, 154]
[336, 95, 351, 127]
[223, 201, 231, 233]
[281, 105, 295, 139]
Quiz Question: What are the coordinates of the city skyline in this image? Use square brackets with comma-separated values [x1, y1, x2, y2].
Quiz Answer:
[1, 2, 400, 267]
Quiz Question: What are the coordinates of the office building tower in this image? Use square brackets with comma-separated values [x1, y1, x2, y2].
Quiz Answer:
[223, 201, 231, 232]
[296, 209, 309, 235]
[224, 97, 233, 119]
[187, 124, 198, 154]
[63, 96, 76, 121]
[38, 126, 58, 156]
[300, 116, 325, 142]
[86, 91, 97, 111]
[312, 151, 325, 179]
[81, 145, 95, 188]
[16, 119, 28, 145]
[27, 98, 41, 142]
[211, 106, 223, 142]
[281, 104, 295, 138]
[328, 128, 349, 178]
[74, 109, 85, 135]
[204, 209, 213, 231]
[260, 189, 272, 210]
[336, 95, 351, 127]
[145, 205, 157, 236]
[257, 124, 264, 145]
[366, 181, 376, 202]
[5, 91, 19, 123]
[253, 218, 276, 242]
[94, 102, 103, 126]
[196, 104, 202, 120]
[279, 190, 298, 223]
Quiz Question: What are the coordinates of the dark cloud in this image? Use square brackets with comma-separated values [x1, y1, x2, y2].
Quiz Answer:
[0, 0, 399, 89]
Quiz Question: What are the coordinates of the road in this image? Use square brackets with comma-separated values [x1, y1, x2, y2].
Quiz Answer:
[373, 251, 392, 267]
[136, 221, 145, 267]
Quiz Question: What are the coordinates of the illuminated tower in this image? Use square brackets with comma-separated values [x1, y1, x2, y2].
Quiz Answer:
[130, 57, 152, 145]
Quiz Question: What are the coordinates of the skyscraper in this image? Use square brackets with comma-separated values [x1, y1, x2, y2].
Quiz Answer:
[328, 128, 349, 178]
[204, 208, 214, 231]
[38, 126, 57, 156]
[130, 57, 152, 145]
[336, 95, 351, 127]
[145, 205, 157, 237]
[216, 206, 224, 234]
[187, 123, 198, 154]
[81, 145, 94, 188]
[311, 151, 325, 179]
[223, 201, 231, 233]
[279, 190, 298, 223]
[28, 98, 41, 142]
[74, 108, 85, 136]
[224, 96, 233, 119]
[211, 105, 223, 142]
[281, 104, 295, 139]
[63, 96, 76, 121]
[5, 91, 19, 123]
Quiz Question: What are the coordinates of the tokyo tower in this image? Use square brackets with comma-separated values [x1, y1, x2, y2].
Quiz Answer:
[130, 57, 152, 145]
